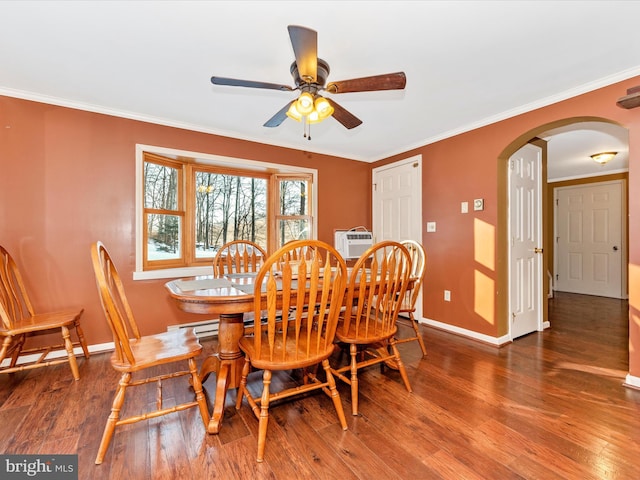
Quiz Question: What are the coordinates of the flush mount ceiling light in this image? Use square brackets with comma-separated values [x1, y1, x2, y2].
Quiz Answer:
[591, 152, 617, 165]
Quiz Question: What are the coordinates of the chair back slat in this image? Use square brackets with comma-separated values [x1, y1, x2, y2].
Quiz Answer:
[91, 242, 141, 366]
[213, 240, 267, 277]
[341, 241, 412, 339]
[251, 240, 346, 364]
[0, 246, 35, 329]
[400, 240, 427, 311]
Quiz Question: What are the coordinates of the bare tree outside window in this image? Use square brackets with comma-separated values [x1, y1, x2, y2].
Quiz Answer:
[141, 151, 313, 270]
[194, 171, 267, 258]
[144, 161, 181, 259]
[278, 178, 311, 246]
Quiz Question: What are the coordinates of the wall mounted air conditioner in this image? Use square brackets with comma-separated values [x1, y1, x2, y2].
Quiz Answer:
[334, 229, 374, 259]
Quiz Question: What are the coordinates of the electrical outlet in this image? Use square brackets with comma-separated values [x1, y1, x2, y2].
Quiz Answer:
[444, 290, 451, 302]
[461, 201, 468, 213]
[426, 222, 436, 232]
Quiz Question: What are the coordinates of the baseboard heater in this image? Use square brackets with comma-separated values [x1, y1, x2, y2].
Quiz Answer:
[168, 319, 220, 339]
[167, 317, 257, 339]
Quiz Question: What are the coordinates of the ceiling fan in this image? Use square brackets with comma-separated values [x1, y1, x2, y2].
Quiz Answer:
[210, 25, 406, 138]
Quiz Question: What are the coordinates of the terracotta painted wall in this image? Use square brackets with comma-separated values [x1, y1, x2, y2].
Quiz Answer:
[3, 74, 640, 382]
[374, 75, 640, 379]
[0, 95, 371, 346]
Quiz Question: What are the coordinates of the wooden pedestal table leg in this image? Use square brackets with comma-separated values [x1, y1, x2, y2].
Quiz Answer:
[203, 312, 246, 434]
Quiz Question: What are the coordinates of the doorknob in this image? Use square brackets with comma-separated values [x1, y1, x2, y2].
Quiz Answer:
[613, 246, 619, 251]
[534, 247, 543, 254]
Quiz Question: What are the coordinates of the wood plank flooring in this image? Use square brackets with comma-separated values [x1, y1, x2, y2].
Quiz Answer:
[1, 291, 639, 479]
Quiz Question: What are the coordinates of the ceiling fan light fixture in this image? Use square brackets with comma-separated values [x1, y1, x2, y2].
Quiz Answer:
[286, 102, 303, 122]
[591, 151, 617, 165]
[306, 110, 321, 124]
[296, 92, 314, 115]
[315, 96, 334, 120]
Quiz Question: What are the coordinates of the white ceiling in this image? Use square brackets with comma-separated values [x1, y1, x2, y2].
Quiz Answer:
[1, 1, 639, 176]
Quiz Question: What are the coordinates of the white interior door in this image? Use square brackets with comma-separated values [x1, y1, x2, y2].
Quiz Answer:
[509, 144, 543, 339]
[554, 180, 625, 298]
[372, 155, 422, 317]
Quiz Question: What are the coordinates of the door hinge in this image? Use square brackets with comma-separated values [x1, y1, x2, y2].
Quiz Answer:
[556, 274, 559, 281]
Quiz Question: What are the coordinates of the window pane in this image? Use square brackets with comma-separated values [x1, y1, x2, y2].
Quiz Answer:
[280, 179, 308, 215]
[194, 171, 267, 257]
[144, 162, 178, 210]
[146, 214, 182, 260]
[278, 219, 310, 247]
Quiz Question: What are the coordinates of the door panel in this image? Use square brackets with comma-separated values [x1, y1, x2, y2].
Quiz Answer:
[555, 181, 623, 298]
[372, 156, 422, 317]
[509, 144, 543, 339]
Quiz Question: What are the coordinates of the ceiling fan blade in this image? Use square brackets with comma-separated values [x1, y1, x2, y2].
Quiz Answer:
[328, 99, 362, 130]
[288, 25, 317, 83]
[325, 72, 406, 94]
[263, 100, 295, 128]
[211, 76, 294, 92]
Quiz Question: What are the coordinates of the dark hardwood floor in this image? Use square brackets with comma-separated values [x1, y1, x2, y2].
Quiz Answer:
[1, 291, 639, 479]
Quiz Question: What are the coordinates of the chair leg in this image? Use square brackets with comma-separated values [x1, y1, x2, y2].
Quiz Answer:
[321, 359, 348, 430]
[256, 370, 272, 463]
[409, 313, 427, 356]
[188, 357, 210, 428]
[9, 335, 26, 368]
[75, 319, 91, 359]
[390, 340, 412, 393]
[349, 344, 359, 416]
[61, 325, 80, 381]
[95, 372, 130, 465]
[0, 336, 13, 368]
[235, 357, 251, 410]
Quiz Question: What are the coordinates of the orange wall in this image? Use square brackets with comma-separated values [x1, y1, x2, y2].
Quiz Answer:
[375, 75, 640, 378]
[0, 96, 371, 346]
[3, 75, 640, 380]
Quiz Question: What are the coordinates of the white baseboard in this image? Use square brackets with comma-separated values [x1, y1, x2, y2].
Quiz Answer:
[418, 316, 511, 346]
[416, 317, 551, 347]
[0, 342, 114, 368]
[623, 374, 640, 390]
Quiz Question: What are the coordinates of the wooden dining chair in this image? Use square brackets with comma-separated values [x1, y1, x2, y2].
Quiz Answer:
[0, 245, 89, 380]
[90, 241, 210, 465]
[235, 239, 348, 462]
[394, 240, 427, 356]
[330, 241, 413, 416]
[212, 240, 267, 277]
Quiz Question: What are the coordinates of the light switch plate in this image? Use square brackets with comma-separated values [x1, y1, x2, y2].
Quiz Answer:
[474, 198, 484, 211]
[461, 201, 468, 213]
[426, 221, 436, 232]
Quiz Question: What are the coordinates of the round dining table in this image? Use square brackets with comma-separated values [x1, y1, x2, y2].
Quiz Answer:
[165, 273, 257, 434]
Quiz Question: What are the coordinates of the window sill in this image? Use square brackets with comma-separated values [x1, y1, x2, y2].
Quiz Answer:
[133, 266, 213, 281]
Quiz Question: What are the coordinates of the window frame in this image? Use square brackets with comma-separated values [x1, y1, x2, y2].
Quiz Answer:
[134, 144, 318, 280]
[273, 173, 314, 245]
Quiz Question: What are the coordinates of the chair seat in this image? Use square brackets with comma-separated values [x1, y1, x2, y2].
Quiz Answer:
[0, 308, 83, 336]
[335, 317, 398, 345]
[238, 331, 334, 371]
[110, 328, 203, 372]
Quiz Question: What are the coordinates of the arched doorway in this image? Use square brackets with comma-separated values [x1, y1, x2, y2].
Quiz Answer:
[497, 116, 629, 340]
